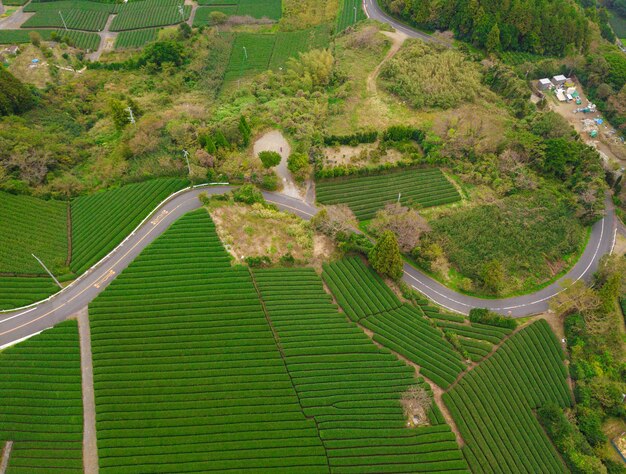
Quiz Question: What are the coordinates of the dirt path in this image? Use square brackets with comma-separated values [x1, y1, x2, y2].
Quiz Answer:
[355, 322, 466, 447]
[366, 30, 407, 95]
[87, 14, 117, 61]
[185, 0, 197, 27]
[0, 441, 12, 474]
[0, 4, 33, 29]
[253, 130, 304, 200]
[76, 307, 98, 474]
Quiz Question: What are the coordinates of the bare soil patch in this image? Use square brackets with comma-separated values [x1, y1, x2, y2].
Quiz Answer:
[211, 204, 338, 266]
[323, 142, 402, 167]
[548, 79, 626, 165]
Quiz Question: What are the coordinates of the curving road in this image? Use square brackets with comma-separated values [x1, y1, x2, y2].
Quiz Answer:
[362, 0, 449, 46]
[0, 4, 620, 347]
[0, 184, 617, 348]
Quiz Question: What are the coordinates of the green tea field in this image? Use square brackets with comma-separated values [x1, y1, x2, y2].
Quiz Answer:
[0, 192, 68, 275]
[316, 168, 461, 220]
[0, 321, 83, 472]
[444, 320, 571, 472]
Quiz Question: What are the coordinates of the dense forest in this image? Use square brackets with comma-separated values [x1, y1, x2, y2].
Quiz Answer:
[380, 0, 591, 55]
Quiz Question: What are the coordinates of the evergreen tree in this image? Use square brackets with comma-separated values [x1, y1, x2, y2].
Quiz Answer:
[214, 130, 229, 149]
[205, 136, 217, 154]
[369, 230, 404, 280]
[238, 115, 251, 147]
[486, 23, 501, 52]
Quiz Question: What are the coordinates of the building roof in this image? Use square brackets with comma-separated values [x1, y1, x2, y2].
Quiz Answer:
[553, 74, 567, 81]
[539, 78, 552, 84]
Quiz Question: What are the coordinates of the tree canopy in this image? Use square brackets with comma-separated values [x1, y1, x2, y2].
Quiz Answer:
[0, 67, 34, 117]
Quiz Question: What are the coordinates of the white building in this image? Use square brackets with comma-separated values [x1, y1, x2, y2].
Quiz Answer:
[553, 75, 567, 87]
[538, 78, 552, 90]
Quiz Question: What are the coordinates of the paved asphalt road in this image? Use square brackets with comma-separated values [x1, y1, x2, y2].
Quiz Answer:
[0, 4, 620, 346]
[0, 184, 617, 348]
[362, 0, 449, 46]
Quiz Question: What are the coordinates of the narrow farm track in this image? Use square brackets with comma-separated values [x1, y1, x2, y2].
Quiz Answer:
[0, 185, 617, 347]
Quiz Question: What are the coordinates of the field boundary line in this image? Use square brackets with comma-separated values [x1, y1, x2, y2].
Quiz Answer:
[77, 307, 98, 474]
[0, 182, 228, 314]
[0, 441, 13, 474]
[248, 269, 332, 472]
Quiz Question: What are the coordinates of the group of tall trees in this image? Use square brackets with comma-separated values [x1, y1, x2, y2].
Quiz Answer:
[0, 67, 34, 117]
[381, 0, 590, 55]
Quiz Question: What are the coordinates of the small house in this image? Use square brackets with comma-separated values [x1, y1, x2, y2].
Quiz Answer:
[538, 78, 552, 90]
[2, 45, 19, 55]
[553, 74, 567, 87]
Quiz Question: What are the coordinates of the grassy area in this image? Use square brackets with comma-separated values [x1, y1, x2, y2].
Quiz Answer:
[0, 320, 83, 472]
[316, 168, 461, 220]
[210, 203, 313, 264]
[444, 320, 571, 472]
[423, 193, 586, 295]
[608, 8, 626, 39]
[0, 192, 68, 275]
[70, 178, 187, 275]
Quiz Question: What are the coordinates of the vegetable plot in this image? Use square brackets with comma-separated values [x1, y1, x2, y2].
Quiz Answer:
[0, 321, 83, 472]
[316, 168, 461, 220]
[444, 320, 571, 473]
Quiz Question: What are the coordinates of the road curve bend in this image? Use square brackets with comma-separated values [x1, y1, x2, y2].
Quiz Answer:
[0, 184, 617, 348]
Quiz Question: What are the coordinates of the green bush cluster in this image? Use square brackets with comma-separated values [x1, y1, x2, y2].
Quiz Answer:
[469, 308, 517, 329]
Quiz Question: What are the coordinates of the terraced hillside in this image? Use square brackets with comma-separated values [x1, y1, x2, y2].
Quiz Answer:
[253, 267, 469, 473]
[316, 168, 461, 220]
[89, 210, 328, 472]
[0, 321, 83, 473]
[322, 257, 466, 388]
[89, 209, 469, 472]
[444, 320, 571, 473]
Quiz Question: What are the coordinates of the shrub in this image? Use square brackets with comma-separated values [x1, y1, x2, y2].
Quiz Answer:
[369, 230, 403, 280]
[245, 255, 271, 267]
[232, 184, 265, 205]
[469, 308, 517, 329]
[258, 150, 281, 168]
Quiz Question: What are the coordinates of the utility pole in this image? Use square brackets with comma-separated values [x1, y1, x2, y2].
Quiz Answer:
[32, 254, 62, 289]
[59, 10, 68, 31]
[353, 6, 357, 24]
[178, 4, 185, 22]
[126, 106, 135, 125]
[182, 149, 191, 175]
[397, 192, 401, 203]
[243, 46, 248, 61]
